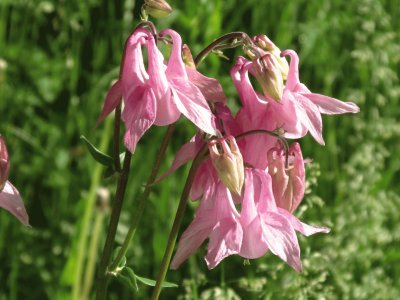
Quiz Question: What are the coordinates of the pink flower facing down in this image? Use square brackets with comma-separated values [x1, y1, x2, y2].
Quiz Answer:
[0, 137, 29, 226]
[171, 167, 329, 271]
[98, 28, 223, 153]
[268, 142, 305, 213]
[234, 49, 360, 145]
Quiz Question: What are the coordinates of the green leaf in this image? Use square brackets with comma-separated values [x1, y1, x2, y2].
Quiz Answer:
[116, 273, 138, 292]
[80, 135, 114, 166]
[134, 274, 178, 288]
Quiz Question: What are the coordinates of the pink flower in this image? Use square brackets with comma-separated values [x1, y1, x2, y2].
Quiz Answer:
[267, 142, 305, 213]
[272, 49, 360, 144]
[171, 167, 329, 271]
[98, 28, 219, 153]
[0, 136, 29, 226]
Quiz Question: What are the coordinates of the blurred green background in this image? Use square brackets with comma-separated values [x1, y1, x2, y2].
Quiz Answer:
[1, 0, 399, 299]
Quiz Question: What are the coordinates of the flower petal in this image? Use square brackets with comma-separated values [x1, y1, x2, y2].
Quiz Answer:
[280, 49, 300, 91]
[171, 79, 217, 135]
[0, 181, 29, 226]
[205, 218, 243, 269]
[97, 80, 123, 125]
[186, 67, 226, 103]
[295, 93, 325, 145]
[122, 86, 157, 153]
[261, 211, 302, 272]
[159, 29, 187, 79]
[277, 208, 330, 236]
[302, 92, 360, 115]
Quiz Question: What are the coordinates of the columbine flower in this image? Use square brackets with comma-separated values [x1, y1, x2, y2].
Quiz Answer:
[208, 136, 244, 196]
[267, 142, 305, 213]
[274, 49, 360, 144]
[98, 28, 218, 153]
[0, 136, 29, 225]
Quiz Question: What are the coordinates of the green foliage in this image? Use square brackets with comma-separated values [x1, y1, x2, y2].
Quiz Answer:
[0, 0, 399, 299]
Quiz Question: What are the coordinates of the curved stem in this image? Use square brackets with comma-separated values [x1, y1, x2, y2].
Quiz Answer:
[235, 129, 290, 168]
[109, 124, 176, 272]
[95, 150, 132, 300]
[151, 145, 208, 300]
[194, 32, 253, 66]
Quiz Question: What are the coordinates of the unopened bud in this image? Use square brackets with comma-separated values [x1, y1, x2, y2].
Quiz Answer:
[208, 136, 244, 196]
[0, 136, 10, 191]
[252, 53, 284, 102]
[267, 143, 305, 213]
[143, 0, 172, 19]
[253, 35, 289, 80]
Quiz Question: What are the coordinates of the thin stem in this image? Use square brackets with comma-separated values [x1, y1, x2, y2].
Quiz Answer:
[151, 146, 208, 300]
[113, 103, 122, 172]
[72, 117, 113, 300]
[109, 124, 176, 272]
[95, 150, 132, 300]
[235, 129, 290, 168]
[81, 206, 106, 299]
[194, 32, 253, 66]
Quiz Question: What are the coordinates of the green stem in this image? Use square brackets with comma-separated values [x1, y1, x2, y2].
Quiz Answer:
[194, 31, 253, 66]
[109, 124, 176, 272]
[81, 205, 106, 299]
[95, 150, 132, 300]
[151, 146, 208, 300]
[72, 117, 113, 300]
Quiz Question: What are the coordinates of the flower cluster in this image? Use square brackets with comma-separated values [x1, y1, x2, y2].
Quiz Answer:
[0, 136, 29, 225]
[98, 27, 359, 271]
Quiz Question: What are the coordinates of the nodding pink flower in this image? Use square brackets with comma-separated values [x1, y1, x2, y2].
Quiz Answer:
[0, 136, 29, 226]
[98, 28, 218, 153]
[268, 142, 305, 213]
[275, 49, 360, 145]
[171, 167, 329, 271]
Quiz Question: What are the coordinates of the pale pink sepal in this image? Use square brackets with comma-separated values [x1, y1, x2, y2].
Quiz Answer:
[0, 181, 29, 226]
[122, 86, 157, 153]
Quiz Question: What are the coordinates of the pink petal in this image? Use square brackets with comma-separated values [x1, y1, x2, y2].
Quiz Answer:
[277, 208, 330, 236]
[159, 29, 187, 79]
[294, 93, 325, 145]
[302, 92, 360, 115]
[170, 213, 213, 269]
[280, 49, 300, 91]
[122, 86, 157, 153]
[171, 79, 217, 136]
[261, 211, 302, 272]
[186, 67, 226, 103]
[157, 135, 202, 182]
[240, 216, 269, 259]
[0, 181, 29, 226]
[205, 218, 243, 269]
[97, 80, 123, 125]
[153, 88, 181, 126]
[121, 29, 149, 87]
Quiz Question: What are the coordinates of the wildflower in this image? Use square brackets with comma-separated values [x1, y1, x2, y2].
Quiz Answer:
[275, 49, 360, 144]
[0, 136, 29, 225]
[267, 142, 305, 213]
[98, 28, 218, 153]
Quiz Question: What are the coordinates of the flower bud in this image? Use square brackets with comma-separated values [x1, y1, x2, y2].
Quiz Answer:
[0, 136, 10, 191]
[253, 34, 289, 80]
[252, 53, 284, 102]
[143, 0, 172, 19]
[208, 136, 244, 196]
[267, 143, 305, 213]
